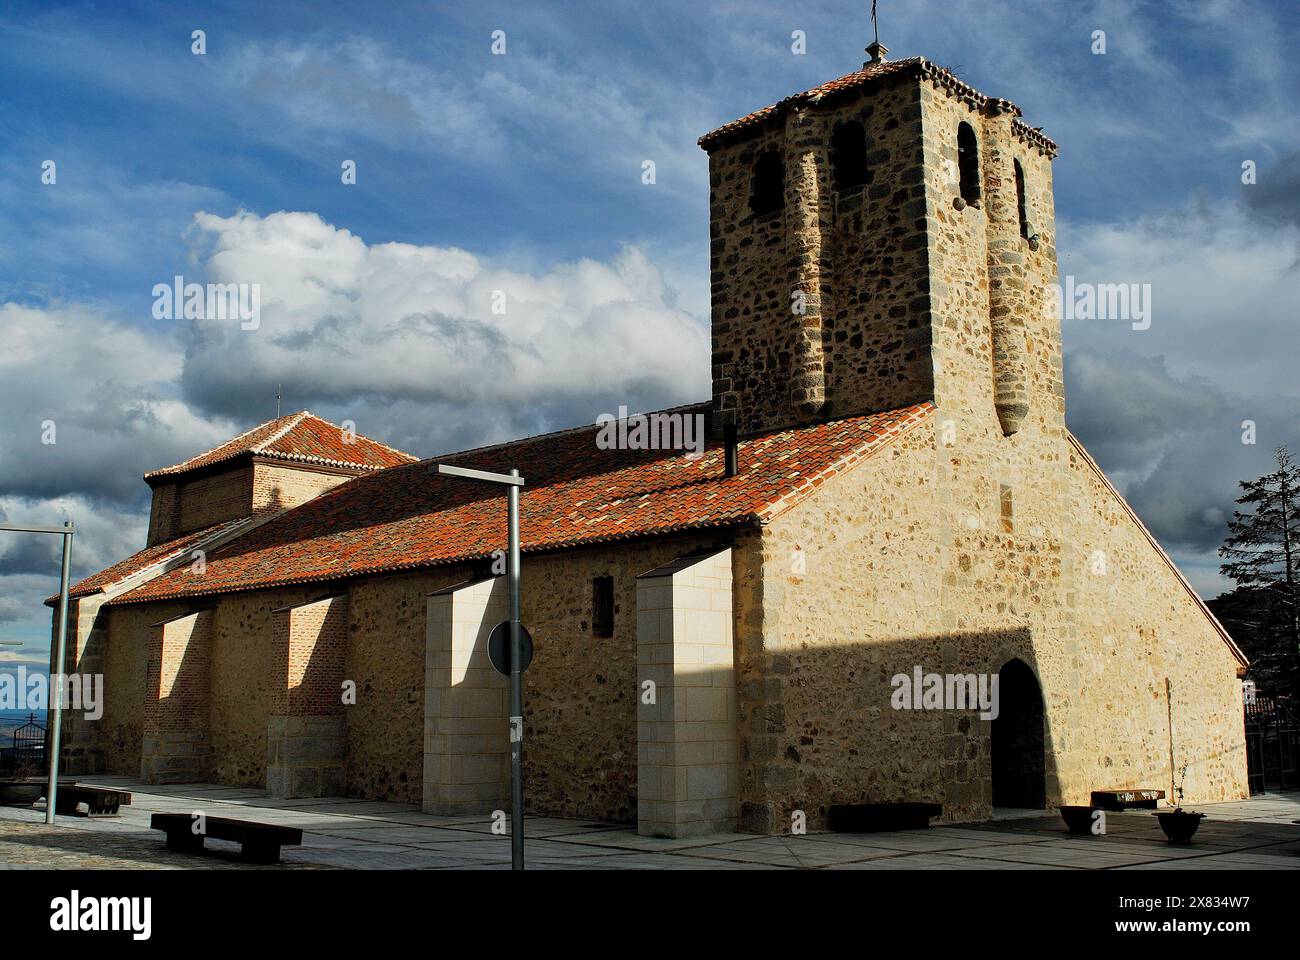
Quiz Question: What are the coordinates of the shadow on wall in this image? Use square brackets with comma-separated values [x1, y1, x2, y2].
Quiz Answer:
[259, 487, 287, 515]
[281, 600, 348, 717]
[142, 610, 214, 783]
[734, 627, 1056, 832]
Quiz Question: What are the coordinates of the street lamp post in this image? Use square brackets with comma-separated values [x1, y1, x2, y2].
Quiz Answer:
[0, 521, 75, 825]
[430, 463, 527, 869]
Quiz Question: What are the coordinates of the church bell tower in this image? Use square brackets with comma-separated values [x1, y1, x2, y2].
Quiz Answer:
[698, 36, 1061, 441]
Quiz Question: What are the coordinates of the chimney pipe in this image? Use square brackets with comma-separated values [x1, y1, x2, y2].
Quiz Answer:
[724, 424, 739, 477]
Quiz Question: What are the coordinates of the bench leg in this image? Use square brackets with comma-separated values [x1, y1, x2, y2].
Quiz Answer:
[240, 840, 282, 864]
[165, 831, 206, 855]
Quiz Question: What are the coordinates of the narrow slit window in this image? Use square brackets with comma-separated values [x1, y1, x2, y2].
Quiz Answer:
[1014, 159, 1029, 238]
[749, 151, 785, 216]
[592, 576, 615, 638]
[957, 122, 980, 204]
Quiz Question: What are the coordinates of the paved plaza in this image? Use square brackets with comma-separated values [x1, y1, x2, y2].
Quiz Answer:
[1, 778, 1298, 870]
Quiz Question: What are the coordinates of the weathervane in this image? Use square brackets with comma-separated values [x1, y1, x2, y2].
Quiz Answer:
[866, 0, 889, 66]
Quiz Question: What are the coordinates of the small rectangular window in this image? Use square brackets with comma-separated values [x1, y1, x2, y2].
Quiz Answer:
[592, 576, 615, 638]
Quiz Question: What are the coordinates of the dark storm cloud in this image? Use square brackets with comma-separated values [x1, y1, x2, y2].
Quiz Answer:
[1244, 151, 1300, 233]
[0, 530, 62, 579]
[1066, 348, 1300, 554]
[1064, 350, 1225, 475]
[0, 304, 237, 508]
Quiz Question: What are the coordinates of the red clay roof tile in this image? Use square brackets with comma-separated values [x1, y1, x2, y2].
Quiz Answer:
[697, 57, 1056, 157]
[107, 402, 934, 605]
[143, 411, 417, 480]
[56, 516, 253, 602]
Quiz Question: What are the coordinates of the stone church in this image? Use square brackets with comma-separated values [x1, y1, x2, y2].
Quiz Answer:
[52, 44, 1249, 836]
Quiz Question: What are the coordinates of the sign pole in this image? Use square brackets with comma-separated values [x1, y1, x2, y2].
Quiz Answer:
[0, 521, 76, 825]
[431, 463, 526, 870]
[507, 468, 524, 870]
[46, 522, 73, 824]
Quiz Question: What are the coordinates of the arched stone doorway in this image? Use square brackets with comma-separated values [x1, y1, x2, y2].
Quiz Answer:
[991, 658, 1046, 809]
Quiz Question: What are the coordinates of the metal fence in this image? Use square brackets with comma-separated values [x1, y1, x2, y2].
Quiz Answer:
[1, 714, 46, 777]
[1244, 697, 1299, 794]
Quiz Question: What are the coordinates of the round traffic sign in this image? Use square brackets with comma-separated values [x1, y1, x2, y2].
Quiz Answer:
[488, 621, 534, 676]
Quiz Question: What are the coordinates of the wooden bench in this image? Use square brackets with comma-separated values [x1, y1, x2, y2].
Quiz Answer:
[150, 813, 303, 864]
[55, 784, 132, 816]
[1091, 789, 1165, 811]
[827, 802, 943, 833]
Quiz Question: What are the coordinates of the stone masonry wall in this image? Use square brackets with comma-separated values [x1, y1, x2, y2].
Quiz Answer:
[1064, 445, 1247, 803]
[730, 73, 1246, 831]
[743, 423, 946, 831]
[102, 600, 188, 774]
[912, 75, 1078, 825]
[208, 587, 316, 785]
[706, 75, 934, 436]
[344, 571, 442, 803]
[749, 413, 1246, 830]
[517, 535, 733, 822]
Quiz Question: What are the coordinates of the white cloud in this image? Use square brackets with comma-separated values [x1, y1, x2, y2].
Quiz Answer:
[1059, 201, 1300, 400]
[1058, 195, 1300, 589]
[0, 211, 711, 641]
[180, 210, 710, 433]
[0, 301, 238, 503]
[0, 497, 149, 653]
[222, 35, 711, 198]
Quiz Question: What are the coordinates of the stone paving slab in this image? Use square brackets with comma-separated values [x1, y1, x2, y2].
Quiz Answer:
[674, 837, 912, 868]
[946, 840, 1178, 869]
[0, 820, 329, 870]
[814, 828, 1048, 853]
[545, 829, 753, 852]
[3, 780, 1298, 870]
[833, 852, 1075, 870]
[431, 817, 629, 839]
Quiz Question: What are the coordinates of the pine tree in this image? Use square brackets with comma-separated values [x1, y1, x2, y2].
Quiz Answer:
[1220, 447, 1300, 701]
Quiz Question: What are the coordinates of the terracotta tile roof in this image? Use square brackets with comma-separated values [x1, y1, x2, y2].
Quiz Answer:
[143, 411, 417, 480]
[106, 402, 935, 605]
[697, 56, 1057, 157]
[54, 517, 253, 602]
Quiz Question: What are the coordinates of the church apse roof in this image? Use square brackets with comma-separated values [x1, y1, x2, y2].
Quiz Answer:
[104, 402, 935, 605]
[143, 410, 418, 481]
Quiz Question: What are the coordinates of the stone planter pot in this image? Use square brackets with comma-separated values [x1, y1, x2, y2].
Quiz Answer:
[0, 779, 44, 807]
[1058, 805, 1100, 836]
[1155, 809, 1205, 844]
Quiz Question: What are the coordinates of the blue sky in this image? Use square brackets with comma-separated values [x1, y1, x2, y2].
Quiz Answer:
[2, 0, 1299, 677]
